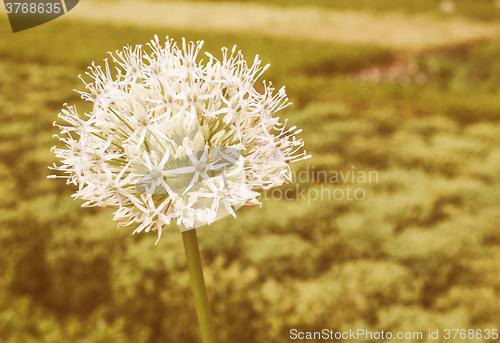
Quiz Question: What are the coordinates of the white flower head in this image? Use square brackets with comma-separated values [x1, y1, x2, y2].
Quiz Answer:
[50, 36, 310, 243]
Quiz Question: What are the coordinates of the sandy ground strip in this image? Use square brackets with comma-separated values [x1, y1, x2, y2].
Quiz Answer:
[64, 1, 500, 50]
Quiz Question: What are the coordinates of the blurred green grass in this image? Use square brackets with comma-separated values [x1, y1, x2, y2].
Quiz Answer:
[1, 4, 500, 343]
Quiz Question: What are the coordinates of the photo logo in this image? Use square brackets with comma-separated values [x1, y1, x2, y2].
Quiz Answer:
[4, 0, 79, 33]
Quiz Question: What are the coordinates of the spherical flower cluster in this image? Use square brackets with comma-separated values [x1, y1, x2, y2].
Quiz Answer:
[50, 36, 309, 243]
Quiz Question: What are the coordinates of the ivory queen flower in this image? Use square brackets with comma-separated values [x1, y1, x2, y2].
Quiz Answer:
[51, 36, 309, 242]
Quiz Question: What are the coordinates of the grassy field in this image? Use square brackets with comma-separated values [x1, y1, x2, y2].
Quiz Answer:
[1, 1, 500, 342]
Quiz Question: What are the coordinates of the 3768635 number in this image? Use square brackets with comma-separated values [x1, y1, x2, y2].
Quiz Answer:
[5, 2, 62, 14]
[443, 329, 498, 340]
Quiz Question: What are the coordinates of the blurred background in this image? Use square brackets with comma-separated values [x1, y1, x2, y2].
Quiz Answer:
[1, 0, 500, 342]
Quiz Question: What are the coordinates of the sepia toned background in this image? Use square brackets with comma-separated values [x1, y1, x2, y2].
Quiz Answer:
[1, 0, 500, 342]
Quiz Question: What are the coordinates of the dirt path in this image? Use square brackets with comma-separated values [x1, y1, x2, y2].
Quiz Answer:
[67, 1, 500, 50]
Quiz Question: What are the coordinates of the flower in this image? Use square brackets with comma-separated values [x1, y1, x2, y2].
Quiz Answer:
[50, 36, 310, 243]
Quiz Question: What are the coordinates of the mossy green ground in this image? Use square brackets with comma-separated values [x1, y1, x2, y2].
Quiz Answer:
[1, 2, 500, 342]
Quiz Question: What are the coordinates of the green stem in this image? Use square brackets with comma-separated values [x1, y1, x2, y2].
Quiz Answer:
[182, 229, 218, 343]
